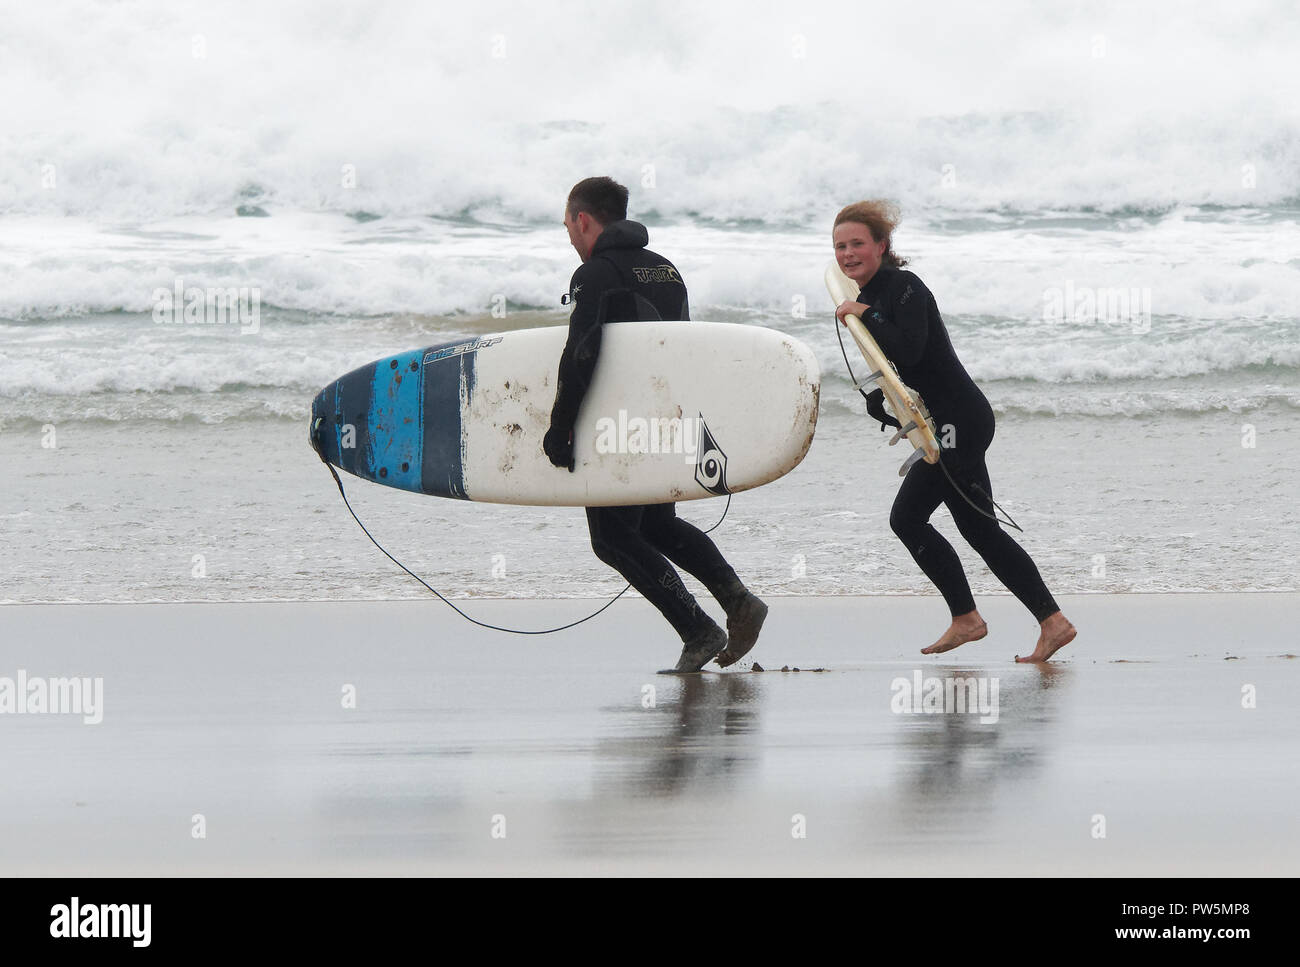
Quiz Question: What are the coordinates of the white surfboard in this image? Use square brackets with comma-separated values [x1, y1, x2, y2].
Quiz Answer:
[824, 261, 940, 474]
[310, 321, 820, 506]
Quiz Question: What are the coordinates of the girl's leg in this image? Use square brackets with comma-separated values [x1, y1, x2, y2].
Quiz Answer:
[891, 460, 988, 652]
[945, 455, 1059, 622]
[943, 454, 1076, 661]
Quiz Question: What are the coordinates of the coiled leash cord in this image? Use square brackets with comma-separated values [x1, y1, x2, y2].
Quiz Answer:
[319, 449, 732, 634]
[833, 316, 1023, 532]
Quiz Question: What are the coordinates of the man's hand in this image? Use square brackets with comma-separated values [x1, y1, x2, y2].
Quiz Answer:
[863, 388, 902, 432]
[835, 300, 871, 326]
[543, 425, 575, 471]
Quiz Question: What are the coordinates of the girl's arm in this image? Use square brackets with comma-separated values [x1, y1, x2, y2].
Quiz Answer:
[859, 273, 931, 367]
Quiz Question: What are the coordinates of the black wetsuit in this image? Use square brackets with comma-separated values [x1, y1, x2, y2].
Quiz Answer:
[857, 266, 1059, 622]
[548, 220, 745, 639]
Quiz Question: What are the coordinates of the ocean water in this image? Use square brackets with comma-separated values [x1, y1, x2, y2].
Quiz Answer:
[2, 0, 1298, 602]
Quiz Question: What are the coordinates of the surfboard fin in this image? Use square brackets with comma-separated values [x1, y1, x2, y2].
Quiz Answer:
[853, 369, 885, 392]
[889, 420, 919, 447]
[898, 448, 927, 477]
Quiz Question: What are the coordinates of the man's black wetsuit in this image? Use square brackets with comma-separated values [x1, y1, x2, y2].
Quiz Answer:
[547, 219, 746, 640]
[857, 266, 1059, 622]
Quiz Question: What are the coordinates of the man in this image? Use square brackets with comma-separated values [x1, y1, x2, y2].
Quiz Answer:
[542, 176, 767, 672]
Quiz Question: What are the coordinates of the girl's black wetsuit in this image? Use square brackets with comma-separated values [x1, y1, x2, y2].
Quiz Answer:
[857, 266, 1059, 622]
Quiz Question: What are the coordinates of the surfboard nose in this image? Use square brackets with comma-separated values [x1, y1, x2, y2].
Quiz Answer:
[309, 385, 338, 466]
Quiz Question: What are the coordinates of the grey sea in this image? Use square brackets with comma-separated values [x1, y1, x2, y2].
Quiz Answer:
[4, 213, 1298, 602]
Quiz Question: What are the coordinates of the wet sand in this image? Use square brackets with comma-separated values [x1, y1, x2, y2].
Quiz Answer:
[1, 593, 1295, 875]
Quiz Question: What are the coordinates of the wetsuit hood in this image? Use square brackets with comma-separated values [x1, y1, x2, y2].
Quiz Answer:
[591, 219, 650, 255]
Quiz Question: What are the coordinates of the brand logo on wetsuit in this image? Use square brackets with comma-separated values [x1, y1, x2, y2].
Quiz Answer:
[631, 265, 682, 284]
[694, 415, 729, 496]
[422, 337, 503, 365]
[658, 571, 698, 613]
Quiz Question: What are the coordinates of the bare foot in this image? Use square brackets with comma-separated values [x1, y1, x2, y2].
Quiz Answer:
[1015, 612, 1076, 663]
[920, 611, 988, 654]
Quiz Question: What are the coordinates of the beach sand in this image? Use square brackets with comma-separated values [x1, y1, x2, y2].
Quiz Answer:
[1, 593, 1295, 876]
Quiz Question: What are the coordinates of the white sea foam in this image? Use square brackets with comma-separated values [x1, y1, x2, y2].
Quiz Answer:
[3, 212, 1300, 324]
[3, 1, 1299, 221]
[2, 5, 1297, 444]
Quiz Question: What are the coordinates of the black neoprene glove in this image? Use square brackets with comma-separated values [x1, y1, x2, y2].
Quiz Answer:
[543, 424, 575, 472]
[863, 388, 902, 432]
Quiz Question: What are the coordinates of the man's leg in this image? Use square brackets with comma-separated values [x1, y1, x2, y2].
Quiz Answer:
[638, 503, 745, 608]
[638, 503, 767, 666]
[586, 506, 726, 670]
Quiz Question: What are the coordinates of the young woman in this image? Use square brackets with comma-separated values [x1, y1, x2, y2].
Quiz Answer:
[832, 201, 1075, 662]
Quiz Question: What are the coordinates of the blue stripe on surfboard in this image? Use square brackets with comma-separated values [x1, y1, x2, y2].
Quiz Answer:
[328, 381, 342, 466]
[333, 368, 373, 479]
[420, 345, 473, 499]
[367, 350, 424, 492]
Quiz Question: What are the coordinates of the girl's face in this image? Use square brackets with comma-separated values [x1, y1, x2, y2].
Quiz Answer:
[833, 222, 887, 286]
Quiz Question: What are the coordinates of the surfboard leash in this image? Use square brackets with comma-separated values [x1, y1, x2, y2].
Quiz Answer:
[934, 451, 1023, 533]
[319, 458, 732, 635]
[833, 316, 1023, 532]
[834, 311, 878, 409]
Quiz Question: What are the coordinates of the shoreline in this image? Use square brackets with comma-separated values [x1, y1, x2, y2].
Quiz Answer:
[4, 588, 1296, 606]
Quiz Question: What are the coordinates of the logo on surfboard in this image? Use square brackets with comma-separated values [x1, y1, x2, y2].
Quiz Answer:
[422, 337, 503, 366]
[694, 415, 729, 496]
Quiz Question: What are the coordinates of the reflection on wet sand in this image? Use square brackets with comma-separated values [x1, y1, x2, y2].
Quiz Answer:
[574, 661, 1075, 860]
[8, 595, 1293, 873]
[882, 663, 1070, 838]
[594, 673, 764, 798]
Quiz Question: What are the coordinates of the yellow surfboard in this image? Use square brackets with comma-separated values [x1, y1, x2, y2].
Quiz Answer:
[824, 261, 941, 475]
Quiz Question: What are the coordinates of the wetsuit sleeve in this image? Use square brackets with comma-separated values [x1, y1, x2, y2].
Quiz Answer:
[550, 259, 621, 430]
[859, 271, 931, 367]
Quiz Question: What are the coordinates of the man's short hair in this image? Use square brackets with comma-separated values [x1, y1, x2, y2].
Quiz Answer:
[567, 177, 629, 226]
